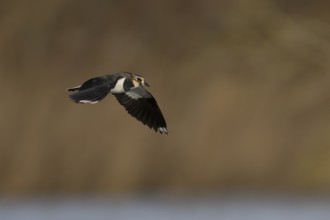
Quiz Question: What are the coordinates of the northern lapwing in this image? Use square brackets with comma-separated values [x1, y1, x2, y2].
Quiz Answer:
[67, 72, 168, 134]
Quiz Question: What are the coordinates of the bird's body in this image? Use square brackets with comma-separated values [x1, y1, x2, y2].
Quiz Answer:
[67, 72, 168, 134]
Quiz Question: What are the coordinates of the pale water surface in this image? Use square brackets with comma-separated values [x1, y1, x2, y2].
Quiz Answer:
[1, 194, 329, 220]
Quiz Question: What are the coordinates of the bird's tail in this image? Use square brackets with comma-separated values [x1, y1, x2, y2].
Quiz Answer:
[67, 86, 110, 104]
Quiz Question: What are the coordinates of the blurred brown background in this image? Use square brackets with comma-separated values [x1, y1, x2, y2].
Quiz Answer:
[1, 0, 330, 196]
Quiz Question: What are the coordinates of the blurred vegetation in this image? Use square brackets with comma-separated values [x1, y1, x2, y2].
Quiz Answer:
[1, 0, 330, 195]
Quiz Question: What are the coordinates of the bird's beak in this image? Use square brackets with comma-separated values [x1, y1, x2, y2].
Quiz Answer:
[144, 81, 150, 87]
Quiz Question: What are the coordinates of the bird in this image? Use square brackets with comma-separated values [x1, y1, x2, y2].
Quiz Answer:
[67, 72, 168, 134]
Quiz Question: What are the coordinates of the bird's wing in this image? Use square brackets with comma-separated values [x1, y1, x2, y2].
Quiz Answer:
[68, 75, 117, 104]
[113, 86, 168, 134]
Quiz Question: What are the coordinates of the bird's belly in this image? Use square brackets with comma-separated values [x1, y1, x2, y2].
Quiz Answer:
[111, 77, 126, 93]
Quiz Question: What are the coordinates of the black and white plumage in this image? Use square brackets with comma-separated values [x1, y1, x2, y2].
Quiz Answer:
[67, 72, 168, 134]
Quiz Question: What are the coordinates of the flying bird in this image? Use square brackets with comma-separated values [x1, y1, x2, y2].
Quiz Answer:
[67, 72, 168, 134]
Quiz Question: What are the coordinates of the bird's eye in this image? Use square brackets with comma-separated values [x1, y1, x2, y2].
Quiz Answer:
[137, 78, 142, 82]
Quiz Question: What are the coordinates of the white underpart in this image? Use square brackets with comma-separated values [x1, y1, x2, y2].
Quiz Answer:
[158, 127, 168, 134]
[70, 85, 81, 90]
[110, 77, 126, 93]
[79, 100, 99, 104]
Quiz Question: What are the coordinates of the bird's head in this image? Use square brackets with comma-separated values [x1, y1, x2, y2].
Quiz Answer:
[131, 73, 150, 87]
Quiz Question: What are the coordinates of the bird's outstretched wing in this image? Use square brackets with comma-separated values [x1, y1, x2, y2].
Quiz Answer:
[113, 87, 168, 134]
[67, 76, 116, 104]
